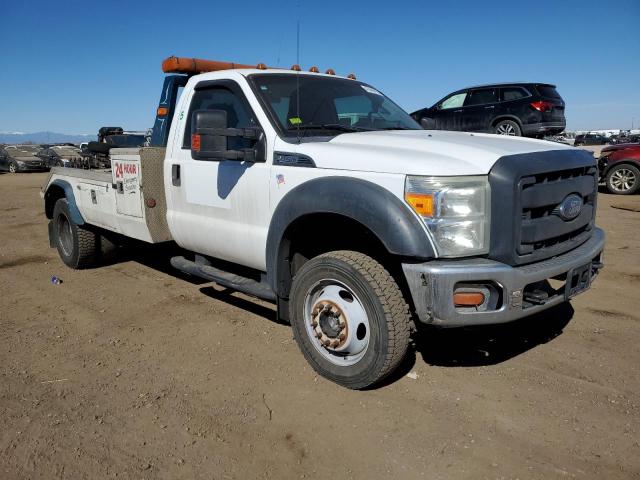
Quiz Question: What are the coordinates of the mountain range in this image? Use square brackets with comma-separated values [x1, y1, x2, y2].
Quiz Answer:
[0, 131, 96, 145]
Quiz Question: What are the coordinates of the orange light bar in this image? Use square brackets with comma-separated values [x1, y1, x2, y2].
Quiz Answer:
[405, 193, 434, 217]
[453, 292, 485, 307]
[161, 56, 350, 77]
[162, 56, 265, 74]
[157, 106, 168, 116]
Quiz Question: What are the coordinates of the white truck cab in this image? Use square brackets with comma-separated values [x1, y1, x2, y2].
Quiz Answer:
[42, 57, 605, 389]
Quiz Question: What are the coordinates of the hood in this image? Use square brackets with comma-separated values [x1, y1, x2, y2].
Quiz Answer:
[13, 155, 41, 162]
[296, 130, 574, 176]
[602, 143, 640, 153]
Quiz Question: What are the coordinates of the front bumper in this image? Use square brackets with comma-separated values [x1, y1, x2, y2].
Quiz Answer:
[402, 228, 605, 327]
[16, 162, 49, 172]
[521, 122, 566, 136]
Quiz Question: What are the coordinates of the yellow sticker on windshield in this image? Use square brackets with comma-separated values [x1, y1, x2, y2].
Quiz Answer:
[289, 117, 302, 125]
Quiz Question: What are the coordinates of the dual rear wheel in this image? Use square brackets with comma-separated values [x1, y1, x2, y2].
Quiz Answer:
[52, 198, 115, 268]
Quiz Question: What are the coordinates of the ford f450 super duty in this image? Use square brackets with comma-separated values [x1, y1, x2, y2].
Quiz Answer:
[42, 57, 605, 389]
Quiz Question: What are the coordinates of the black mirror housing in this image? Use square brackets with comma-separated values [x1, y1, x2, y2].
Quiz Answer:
[191, 109, 265, 162]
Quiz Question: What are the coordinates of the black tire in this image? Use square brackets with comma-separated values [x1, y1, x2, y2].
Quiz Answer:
[8, 161, 18, 173]
[494, 119, 522, 136]
[52, 198, 98, 269]
[289, 250, 411, 389]
[605, 163, 640, 195]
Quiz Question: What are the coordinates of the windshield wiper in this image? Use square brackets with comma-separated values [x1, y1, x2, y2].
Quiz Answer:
[291, 123, 372, 134]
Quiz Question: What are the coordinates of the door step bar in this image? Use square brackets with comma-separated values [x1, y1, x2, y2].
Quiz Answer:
[170, 256, 276, 301]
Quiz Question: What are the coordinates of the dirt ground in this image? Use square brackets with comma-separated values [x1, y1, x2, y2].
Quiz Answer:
[1, 170, 639, 480]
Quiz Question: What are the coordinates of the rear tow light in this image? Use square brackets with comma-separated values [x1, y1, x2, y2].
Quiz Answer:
[530, 101, 555, 112]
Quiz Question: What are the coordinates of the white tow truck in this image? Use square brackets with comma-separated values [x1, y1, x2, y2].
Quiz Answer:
[42, 56, 605, 388]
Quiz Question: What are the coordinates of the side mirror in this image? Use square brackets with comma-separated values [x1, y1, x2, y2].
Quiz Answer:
[191, 109, 265, 162]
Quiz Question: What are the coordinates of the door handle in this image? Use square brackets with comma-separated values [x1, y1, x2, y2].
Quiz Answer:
[484, 105, 495, 109]
[454, 109, 463, 113]
[172, 164, 181, 187]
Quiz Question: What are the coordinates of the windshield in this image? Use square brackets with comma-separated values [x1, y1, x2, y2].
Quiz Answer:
[250, 74, 420, 135]
[53, 147, 81, 155]
[8, 146, 40, 156]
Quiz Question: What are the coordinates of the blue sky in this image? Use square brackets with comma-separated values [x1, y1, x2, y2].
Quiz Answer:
[1, 0, 638, 134]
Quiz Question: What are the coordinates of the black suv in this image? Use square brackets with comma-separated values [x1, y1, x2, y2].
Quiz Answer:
[411, 83, 566, 138]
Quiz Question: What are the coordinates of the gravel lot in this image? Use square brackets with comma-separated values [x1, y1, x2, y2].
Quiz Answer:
[1, 170, 639, 479]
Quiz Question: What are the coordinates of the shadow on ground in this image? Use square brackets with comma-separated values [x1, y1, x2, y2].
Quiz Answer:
[414, 302, 574, 367]
[114, 242, 575, 384]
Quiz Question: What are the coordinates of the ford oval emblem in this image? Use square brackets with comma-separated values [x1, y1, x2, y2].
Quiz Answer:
[557, 194, 583, 221]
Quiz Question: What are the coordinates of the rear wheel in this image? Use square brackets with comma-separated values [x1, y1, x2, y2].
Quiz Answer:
[52, 198, 98, 268]
[494, 120, 521, 136]
[289, 251, 411, 389]
[606, 164, 640, 195]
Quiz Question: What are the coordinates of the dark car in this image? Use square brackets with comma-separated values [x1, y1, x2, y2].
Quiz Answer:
[411, 83, 566, 137]
[610, 134, 640, 145]
[0, 144, 49, 173]
[37, 145, 83, 168]
[598, 143, 640, 194]
[574, 133, 610, 146]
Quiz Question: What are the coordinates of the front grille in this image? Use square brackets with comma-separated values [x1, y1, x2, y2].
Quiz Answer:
[489, 149, 598, 266]
[517, 166, 597, 261]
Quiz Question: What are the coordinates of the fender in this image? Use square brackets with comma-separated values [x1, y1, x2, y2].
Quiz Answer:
[45, 179, 85, 225]
[490, 114, 523, 128]
[266, 176, 435, 295]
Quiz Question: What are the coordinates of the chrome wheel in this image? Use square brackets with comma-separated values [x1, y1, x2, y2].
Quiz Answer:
[496, 122, 516, 135]
[303, 279, 370, 367]
[8, 162, 17, 173]
[609, 168, 637, 193]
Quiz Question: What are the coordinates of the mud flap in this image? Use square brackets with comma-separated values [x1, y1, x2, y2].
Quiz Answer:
[48, 220, 56, 248]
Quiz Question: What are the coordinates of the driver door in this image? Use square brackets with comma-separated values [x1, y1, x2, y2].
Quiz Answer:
[165, 81, 271, 271]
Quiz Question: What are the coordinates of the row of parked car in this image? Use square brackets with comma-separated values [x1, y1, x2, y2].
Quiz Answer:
[0, 144, 81, 173]
[573, 133, 640, 146]
[0, 128, 148, 173]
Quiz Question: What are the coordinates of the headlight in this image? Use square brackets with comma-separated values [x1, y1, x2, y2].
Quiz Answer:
[405, 175, 490, 257]
[16, 160, 25, 165]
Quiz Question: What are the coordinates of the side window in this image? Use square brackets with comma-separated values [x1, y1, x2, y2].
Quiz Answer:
[501, 87, 527, 101]
[464, 88, 498, 106]
[439, 92, 467, 110]
[183, 87, 256, 150]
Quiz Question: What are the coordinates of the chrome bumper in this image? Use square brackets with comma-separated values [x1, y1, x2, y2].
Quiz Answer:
[402, 228, 605, 327]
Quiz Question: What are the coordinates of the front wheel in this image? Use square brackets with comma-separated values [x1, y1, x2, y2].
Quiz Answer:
[8, 161, 18, 173]
[494, 120, 521, 136]
[606, 164, 640, 195]
[289, 251, 411, 389]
